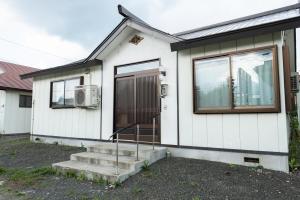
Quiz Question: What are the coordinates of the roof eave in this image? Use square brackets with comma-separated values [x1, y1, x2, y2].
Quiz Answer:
[171, 16, 300, 51]
[20, 59, 102, 79]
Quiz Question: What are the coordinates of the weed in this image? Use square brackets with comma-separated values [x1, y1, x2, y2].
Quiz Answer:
[229, 164, 235, 168]
[192, 197, 201, 200]
[113, 180, 121, 188]
[132, 186, 142, 194]
[80, 195, 89, 200]
[93, 196, 102, 200]
[94, 176, 106, 185]
[141, 160, 150, 171]
[65, 170, 77, 178]
[289, 111, 300, 171]
[31, 167, 57, 176]
[77, 172, 87, 181]
[0, 166, 6, 175]
[191, 181, 199, 187]
[15, 191, 25, 196]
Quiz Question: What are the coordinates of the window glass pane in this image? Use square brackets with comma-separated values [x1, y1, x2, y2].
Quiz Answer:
[52, 81, 64, 106]
[26, 96, 32, 108]
[232, 49, 274, 107]
[65, 78, 80, 106]
[194, 57, 230, 110]
[19, 95, 26, 107]
[117, 60, 159, 74]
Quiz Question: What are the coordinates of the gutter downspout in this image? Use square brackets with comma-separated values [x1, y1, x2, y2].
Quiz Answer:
[176, 51, 180, 146]
[100, 64, 103, 140]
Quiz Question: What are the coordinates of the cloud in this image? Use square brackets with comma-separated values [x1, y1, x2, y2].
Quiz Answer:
[0, 1, 89, 69]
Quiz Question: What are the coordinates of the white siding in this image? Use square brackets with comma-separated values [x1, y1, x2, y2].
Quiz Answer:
[32, 65, 102, 139]
[178, 32, 289, 153]
[0, 90, 6, 134]
[3, 90, 31, 134]
[100, 30, 178, 144]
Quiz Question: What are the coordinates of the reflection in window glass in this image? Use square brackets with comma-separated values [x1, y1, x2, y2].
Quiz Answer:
[65, 79, 80, 106]
[232, 49, 274, 107]
[194, 57, 230, 109]
[117, 60, 159, 74]
[52, 81, 64, 106]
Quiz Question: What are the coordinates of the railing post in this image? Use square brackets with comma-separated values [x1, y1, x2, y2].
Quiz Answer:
[115, 133, 119, 175]
[136, 124, 139, 161]
[152, 117, 155, 151]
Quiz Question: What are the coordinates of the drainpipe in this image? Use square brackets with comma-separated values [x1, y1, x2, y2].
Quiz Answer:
[100, 64, 103, 140]
[176, 51, 180, 146]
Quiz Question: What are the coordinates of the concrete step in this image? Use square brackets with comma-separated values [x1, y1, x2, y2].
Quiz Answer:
[53, 142, 167, 183]
[52, 160, 129, 183]
[70, 152, 144, 170]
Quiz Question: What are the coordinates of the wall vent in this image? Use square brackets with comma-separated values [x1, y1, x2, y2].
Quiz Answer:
[290, 72, 299, 93]
[129, 35, 144, 45]
[244, 157, 259, 163]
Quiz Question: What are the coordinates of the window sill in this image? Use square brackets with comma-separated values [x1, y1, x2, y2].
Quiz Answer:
[194, 107, 281, 114]
[51, 106, 76, 109]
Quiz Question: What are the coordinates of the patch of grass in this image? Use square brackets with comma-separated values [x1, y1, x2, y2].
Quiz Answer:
[141, 160, 150, 171]
[65, 170, 77, 178]
[94, 176, 106, 185]
[0, 166, 6, 175]
[31, 167, 57, 176]
[132, 186, 142, 195]
[1, 167, 57, 187]
[77, 172, 87, 181]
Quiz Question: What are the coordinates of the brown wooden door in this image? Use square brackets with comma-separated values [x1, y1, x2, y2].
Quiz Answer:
[114, 70, 160, 143]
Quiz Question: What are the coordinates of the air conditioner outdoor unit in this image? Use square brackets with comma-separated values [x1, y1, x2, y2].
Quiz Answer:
[290, 72, 299, 93]
[74, 85, 100, 108]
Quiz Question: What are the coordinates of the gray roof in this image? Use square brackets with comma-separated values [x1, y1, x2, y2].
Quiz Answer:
[177, 8, 300, 40]
[171, 3, 300, 51]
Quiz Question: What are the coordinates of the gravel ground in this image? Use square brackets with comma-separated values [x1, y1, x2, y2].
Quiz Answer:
[0, 135, 85, 168]
[1, 135, 300, 200]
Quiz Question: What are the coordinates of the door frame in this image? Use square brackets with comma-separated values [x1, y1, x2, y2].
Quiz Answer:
[113, 59, 161, 144]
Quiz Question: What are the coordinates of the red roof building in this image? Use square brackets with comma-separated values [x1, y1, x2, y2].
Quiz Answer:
[0, 61, 38, 92]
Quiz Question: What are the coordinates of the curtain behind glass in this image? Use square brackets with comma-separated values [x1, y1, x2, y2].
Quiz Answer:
[232, 50, 274, 107]
[194, 57, 230, 110]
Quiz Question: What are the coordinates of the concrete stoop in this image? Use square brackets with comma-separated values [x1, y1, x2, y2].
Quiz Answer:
[52, 142, 167, 183]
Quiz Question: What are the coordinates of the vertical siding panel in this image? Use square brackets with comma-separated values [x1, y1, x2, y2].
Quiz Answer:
[178, 49, 193, 146]
[258, 114, 279, 151]
[275, 32, 289, 153]
[191, 47, 206, 147]
[223, 115, 240, 149]
[240, 114, 259, 150]
[207, 115, 223, 148]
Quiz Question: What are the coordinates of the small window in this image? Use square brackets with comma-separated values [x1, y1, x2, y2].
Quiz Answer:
[19, 95, 32, 108]
[50, 77, 83, 108]
[116, 60, 159, 75]
[193, 46, 279, 114]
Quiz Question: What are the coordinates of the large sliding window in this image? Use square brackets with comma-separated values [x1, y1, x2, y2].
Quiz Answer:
[193, 46, 280, 114]
[50, 77, 83, 108]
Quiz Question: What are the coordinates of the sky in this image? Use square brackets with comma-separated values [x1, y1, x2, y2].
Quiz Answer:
[0, 0, 298, 69]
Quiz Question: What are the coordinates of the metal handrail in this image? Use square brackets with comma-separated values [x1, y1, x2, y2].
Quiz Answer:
[108, 112, 160, 175]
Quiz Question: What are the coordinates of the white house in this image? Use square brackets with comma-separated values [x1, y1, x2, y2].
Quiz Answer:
[0, 61, 37, 135]
[21, 3, 300, 173]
